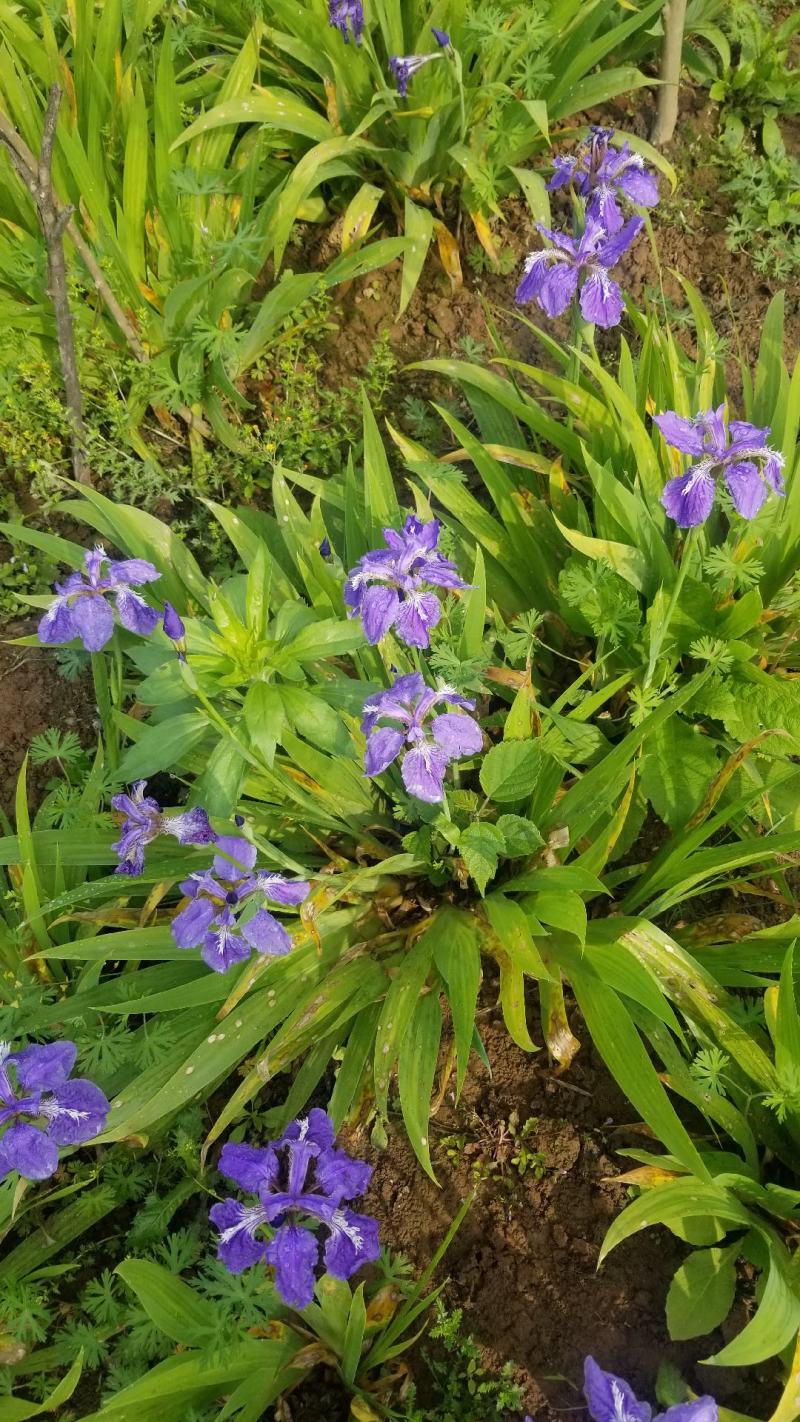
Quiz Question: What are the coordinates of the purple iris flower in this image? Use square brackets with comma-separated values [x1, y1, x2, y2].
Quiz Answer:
[162, 602, 185, 641]
[209, 1109, 380, 1309]
[171, 835, 310, 973]
[549, 126, 659, 234]
[328, 0, 363, 44]
[0, 1041, 109, 1182]
[344, 514, 468, 648]
[583, 1358, 717, 1422]
[654, 405, 785, 527]
[389, 50, 444, 96]
[515, 216, 643, 328]
[363, 672, 482, 803]
[431, 26, 451, 47]
[111, 780, 216, 876]
[38, 546, 161, 652]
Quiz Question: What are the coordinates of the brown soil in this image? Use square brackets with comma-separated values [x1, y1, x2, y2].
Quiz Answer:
[346, 1006, 779, 1421]
[301, 83, 799, 419]
[0, 617, 95, 819]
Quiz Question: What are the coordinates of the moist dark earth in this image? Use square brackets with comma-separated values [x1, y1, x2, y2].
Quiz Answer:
[0, 618, 95, 818]
[0, 82, 794, 1421]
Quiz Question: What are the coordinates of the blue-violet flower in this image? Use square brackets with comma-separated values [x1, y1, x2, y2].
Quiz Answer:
[654, 405, 785, 526]
[389, 49, 443, 96]
[0, 1041, 109, 1182]
[431, 26, 450, 47]
[328, 0, 363, 44]
[344, 514, 468, 648]
[210, 1109, 380, 1309]
[162, 601, 185, 642]
[583, 1357, 717, 1422]
[515, 215, 643, 328]
[171, 835, 310, 973]
[38, 545, 161, 653]
[548, 126, 659, 234]
[111, 780, 216, 876]
[363, 671, 482, 803]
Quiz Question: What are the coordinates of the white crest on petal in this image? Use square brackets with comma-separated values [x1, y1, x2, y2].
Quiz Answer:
[683, 457, 716, 494]
[611, 1381, 633, 1422]
[219, 1204, 269, 1243]
[39, 1096, 89, 1124]
[330, 1208, 363, 1248]
[523, 249, 554, 274]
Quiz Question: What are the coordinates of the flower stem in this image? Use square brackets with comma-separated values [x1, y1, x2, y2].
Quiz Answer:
[452, 50, 466, 144]
[644, 528, 696, 689]
[91, 653, 118, 772]
[566, 307, 593, 407]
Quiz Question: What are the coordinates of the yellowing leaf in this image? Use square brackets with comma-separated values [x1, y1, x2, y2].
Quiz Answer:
[433, 219, 462, 288]
[608, 1165, 681, 1186]
[469, 209, 499, 264]
[365, 1284, 401, 1328]
[342, 182, 383, 250]
[289, 1342, 338, 1369]
[59, 56, 78, 126]
[351, 1401, 382, 1422]
[324, 76, 340, 131]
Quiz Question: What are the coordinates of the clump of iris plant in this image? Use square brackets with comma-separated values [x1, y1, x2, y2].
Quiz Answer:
[363, 672, 482, 803]
[389, 27, 450, 96]
[654, 405, 786, 527]
[515, 216, 643, 328]
[111, 781, 216, 876]
[209, 1109, 380, 1309]
[328, 0, 363, 45]
[581, 1357, 718, 1422]
[548, 126, 659, 234]
[38, 546, 162, 652]
[0, 1041, 109, 1182]
[344, 514, 469, 649]
[171, 835, 310, 973]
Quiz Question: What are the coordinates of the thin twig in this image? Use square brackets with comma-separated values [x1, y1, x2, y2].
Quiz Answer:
[0, 107, 146, 363]
[0, 90, 212, 450]
[0, 86, 90, 483]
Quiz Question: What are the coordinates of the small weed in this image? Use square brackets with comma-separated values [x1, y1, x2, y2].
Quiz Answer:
[253, 291, 399, 474]
[466, 244, 517, 276]
[399, 1301, 524, 1422]
[439, 1110, 547, 1188]
[401, 395, 443, 447]
[720, 149, 800, 280]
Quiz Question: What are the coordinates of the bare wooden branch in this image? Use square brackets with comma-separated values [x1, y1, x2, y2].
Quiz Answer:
[0, 108, 146, 362]
[38, 85, 60, 185]
[651, 0, 688, 148]
[0, 85, 90, 483]
[0, 95, 206, 445]
[65, 221, 147, 362]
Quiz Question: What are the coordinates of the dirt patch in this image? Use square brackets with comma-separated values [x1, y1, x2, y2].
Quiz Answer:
[283, 1374, 351, 1422]
[0, 617, 95, 819]
[346, 1004, 779, 1421]
[302, 83, 799, 427]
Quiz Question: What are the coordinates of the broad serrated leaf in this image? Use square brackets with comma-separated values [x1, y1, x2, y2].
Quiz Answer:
[479, 741, 542, 803]
[639, 718, 720, 830]
[495, 814, 543, 856]
[459, 822, 504, 894]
